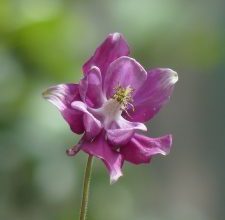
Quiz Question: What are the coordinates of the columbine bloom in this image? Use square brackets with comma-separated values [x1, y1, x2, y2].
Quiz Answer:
[43, 33, 178, 184]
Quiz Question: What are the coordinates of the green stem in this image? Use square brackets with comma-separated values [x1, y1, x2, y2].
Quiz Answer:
[79, 155, 93, 220]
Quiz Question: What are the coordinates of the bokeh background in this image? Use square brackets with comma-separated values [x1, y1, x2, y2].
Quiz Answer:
[0, 0, 225, 220]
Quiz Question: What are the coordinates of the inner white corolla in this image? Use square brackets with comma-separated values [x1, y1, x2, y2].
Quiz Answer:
[93, 85, 135, 128]
[95, 98, 123, 128]
[71, 85, 147, 139]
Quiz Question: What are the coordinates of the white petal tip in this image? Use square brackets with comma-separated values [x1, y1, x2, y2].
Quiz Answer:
[110, 172, 123, 184]
[168, 69, 178, 84]
[42, 86, 67, 110]
[135, 123, 147, 132]
[160, 150, 170, 156]
[111, 32, 121, 41]
[142, 124, 148, 131]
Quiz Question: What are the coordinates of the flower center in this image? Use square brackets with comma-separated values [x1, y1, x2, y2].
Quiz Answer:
[112, 85, 134, 110]
[91, 85, 134, 129]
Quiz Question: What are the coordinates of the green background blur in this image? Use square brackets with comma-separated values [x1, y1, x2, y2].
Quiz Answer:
[0, 0, 225, 220]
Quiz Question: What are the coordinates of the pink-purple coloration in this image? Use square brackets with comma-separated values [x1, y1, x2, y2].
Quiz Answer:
[43, 33, 178, 184]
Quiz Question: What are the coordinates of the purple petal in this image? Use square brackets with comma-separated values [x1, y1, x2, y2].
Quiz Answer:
[103, 56, 147, 98]
[71, 101, 102, 139]
[83, 33, 130, 81]
[81, 133, 123, 184]
[106, 116, 147, 146]
[42, 84, 84, 134]
[120, 133, 172, 164]
[124, 68, 178, 122]
[79, 66, 106, 108]
[66, 136, 86, 156]
[107, 129, 134, 147]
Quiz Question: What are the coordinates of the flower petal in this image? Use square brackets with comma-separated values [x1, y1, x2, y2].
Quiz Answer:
[42, 84, 84, 134]
[83, 33, 130, 81]
[120, 133, 172, 164]
[79, 66, 106, 108]
[71, 101, 102, 139]
[81, 133, 123, 184]
[124, 68, 178, 122]
[106, 116, 147, 146]
[66, 136, 86, 156]
[103, 56, 147, 98]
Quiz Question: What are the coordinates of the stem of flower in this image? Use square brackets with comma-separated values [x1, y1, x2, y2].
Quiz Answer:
[79, 155, 93, 220]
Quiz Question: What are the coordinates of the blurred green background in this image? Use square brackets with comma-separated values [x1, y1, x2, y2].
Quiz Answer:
[0, 0, 225, 220]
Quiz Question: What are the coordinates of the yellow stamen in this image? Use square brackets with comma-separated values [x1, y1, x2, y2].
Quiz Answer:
[112, 85, 134, 110]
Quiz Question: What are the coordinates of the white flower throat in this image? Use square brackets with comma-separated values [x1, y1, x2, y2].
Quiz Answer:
[93, 85, 134, 128]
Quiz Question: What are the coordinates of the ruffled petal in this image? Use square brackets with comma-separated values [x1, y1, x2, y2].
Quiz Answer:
[106, 116, 147, 146]
[81, 133, 123, 184]
[103, 56, 147, 98]
[71, 101, 102, 139]
[79, 66, 106, 108]
[42, 84, 84, 134]
[83, 33, 130, 81]
[120, 133, 172, 164]
[124, 68, 178, 122]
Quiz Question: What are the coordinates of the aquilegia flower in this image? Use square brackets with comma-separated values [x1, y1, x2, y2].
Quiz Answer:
[43, 33, 178, 184]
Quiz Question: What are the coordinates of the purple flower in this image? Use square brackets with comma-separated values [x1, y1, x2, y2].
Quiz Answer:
[43, 33, 178, 184]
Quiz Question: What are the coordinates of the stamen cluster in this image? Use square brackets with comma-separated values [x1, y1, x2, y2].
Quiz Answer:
[112, 85, 134, 109]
